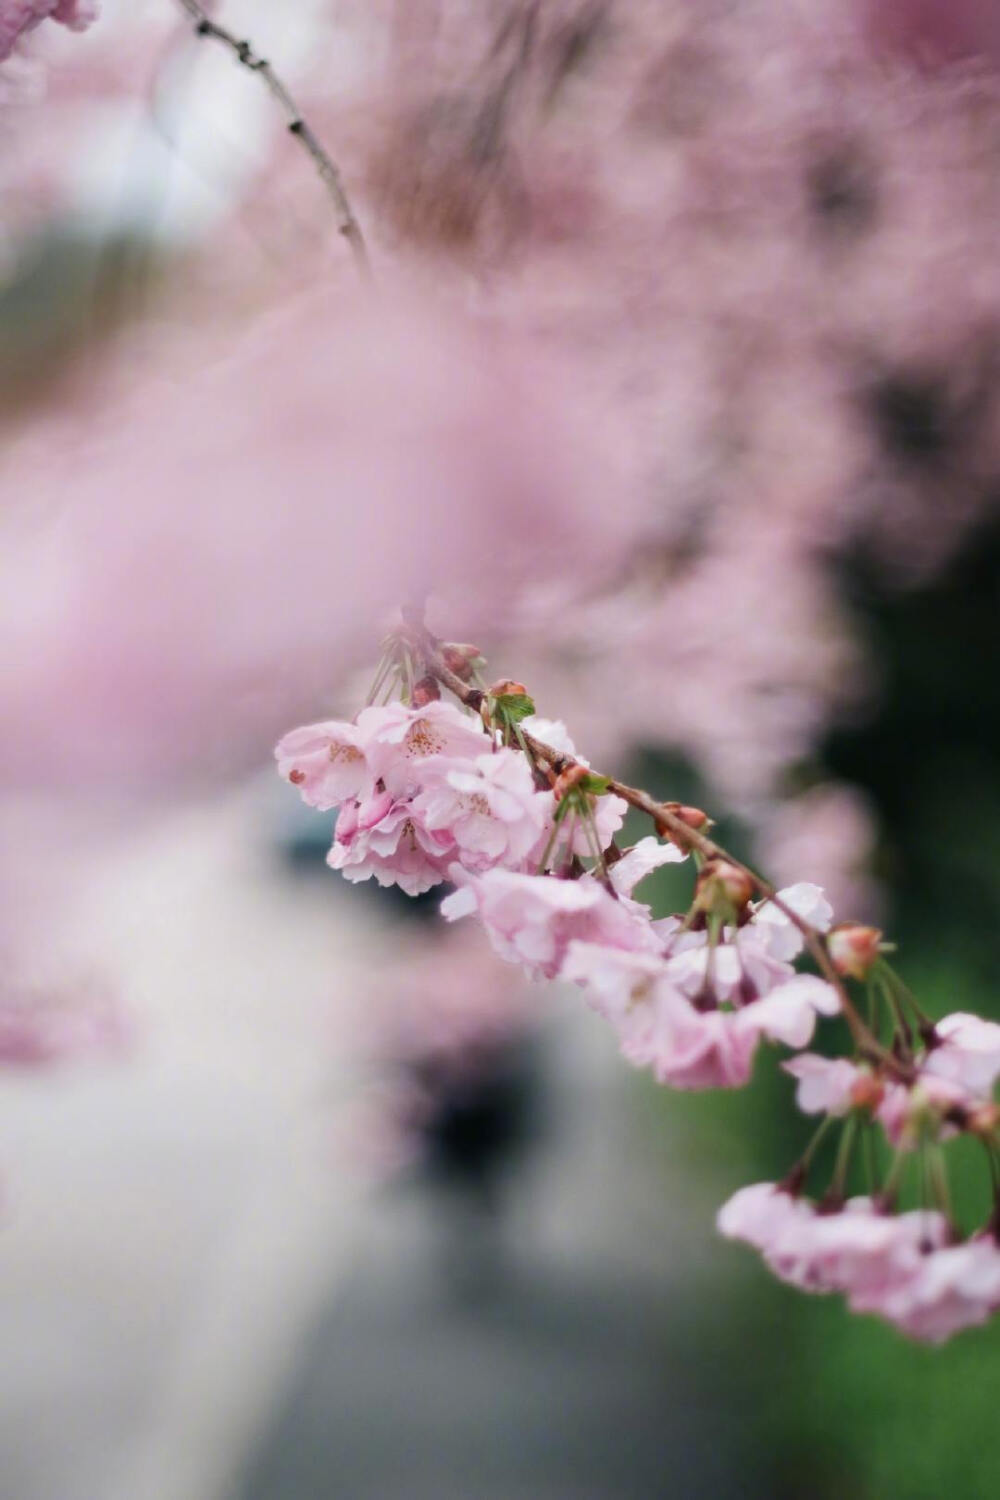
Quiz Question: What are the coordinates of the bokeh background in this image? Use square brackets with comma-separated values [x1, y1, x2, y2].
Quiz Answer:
[3, 2, 1000, 1497]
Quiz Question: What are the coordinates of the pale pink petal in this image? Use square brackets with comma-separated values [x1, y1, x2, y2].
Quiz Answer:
[783, 1053, 867, 1115]
[609, 836, 687, 897]
[736, 974, 840, 1050]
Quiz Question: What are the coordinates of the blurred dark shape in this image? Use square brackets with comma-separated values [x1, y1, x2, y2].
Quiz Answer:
[0, 228, 158, 413]
[854, 338, 1000, 570]
[406, 1036, 545, 1302]
[416, 1037, 542, 1205]
[827, 508, 1000, 980]
[279, 817, 337, 877]
[805, 137, 879, 240]
[870, 369, 974, 469]
[541, 0, 611, 106]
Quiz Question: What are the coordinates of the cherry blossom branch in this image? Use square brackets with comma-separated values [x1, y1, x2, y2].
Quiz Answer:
[275, 619, 1000, 1341]
[172, 0, 371, 277]
[401, 615, 908, 1079]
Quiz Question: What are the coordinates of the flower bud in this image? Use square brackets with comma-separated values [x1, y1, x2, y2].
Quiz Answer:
[849, 1072, 884, 1112]
[655, 801, 710, 849]
[411, 675, 441, 707]
[553, 764, 589, 802]
[694, 858, 754, 920]
[827, 923, 883, 980]
[965, 1103, 1000, 1138]
[489, 678, 529, 699]
[441, 642, 483, 680]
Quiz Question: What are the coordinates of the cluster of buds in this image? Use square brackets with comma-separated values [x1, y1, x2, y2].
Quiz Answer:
[276, 619, 1000, 1344]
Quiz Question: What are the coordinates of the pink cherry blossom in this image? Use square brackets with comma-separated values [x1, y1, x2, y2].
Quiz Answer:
[360, 700, 490, 798]
[441, 868, 659, 980]
[561, 895, 840, 1090]
[518, 714, 627, 859]
[631, 991, 759, 1090]
[751, 883, 835, 963]
[529, 786, 629, 867]
[662, 925, 792, 1009]
[559, 942, 669, 1034]
[720, 1186, 952, 1311]
[607, 836, 687, 896]
[717, 1181, 814, 1252]
[783, 1053, 870, 1115]
[519, 716, 578, 757]
[850, 1236, 1000, 1343]
[275, 719, 373, 811]
[413, 748, 549, 873]
[766, 1200, 950, 1297]
[656, 882, 833, 1009]
[561, 943, 757, 1090]
[734, 974, 842, 1051]
[648, 974, 838, 1090]
[328, 792, 451, 897]
[923, 1012, 1000, 1098]
[875, 1074, 971, 1147]
[576, 790, 629, 859]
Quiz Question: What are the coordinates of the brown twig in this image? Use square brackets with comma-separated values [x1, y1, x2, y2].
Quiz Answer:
[173, 0, 371, 277]
[403, 618, 912, 1081]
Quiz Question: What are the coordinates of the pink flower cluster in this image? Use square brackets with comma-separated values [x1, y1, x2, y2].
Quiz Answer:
[276, 699, 628, 898]
[719, 1185, 1000, 1343]
[446, 868, 841, 1089]
[785, 1011, 1000, 1145]
[278, 695, 842, 1091]
[277, 639, 1000, 1344]
[711, 1012, 1000, 1339]
[0, 0, 96, 63]
[280, 684, 845, 1092]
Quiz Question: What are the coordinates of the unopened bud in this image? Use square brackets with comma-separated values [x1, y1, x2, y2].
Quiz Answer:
[553, 764, 589, 801]
[849, 1073, 884, 1112]
[411, 675, 441, 707]
[827, 923, 883, 980]
[655, 801, 710, 849]
[441, 643, 483, 681]
[489, 678, 528, 699]
[694, 858, 754, 919]
[966, 1103, 1000, 1138]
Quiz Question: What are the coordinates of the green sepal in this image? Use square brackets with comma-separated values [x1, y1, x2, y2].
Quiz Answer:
[577, 772, 612, 797]
[490, 692, 536, 725]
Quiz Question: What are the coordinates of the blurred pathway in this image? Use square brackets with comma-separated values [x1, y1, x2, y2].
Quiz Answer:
[0, 783, 378, 1500]
[0, 780, 741, 1500]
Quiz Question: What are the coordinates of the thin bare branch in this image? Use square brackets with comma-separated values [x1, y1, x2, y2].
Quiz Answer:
[173, 0, 371, 277]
